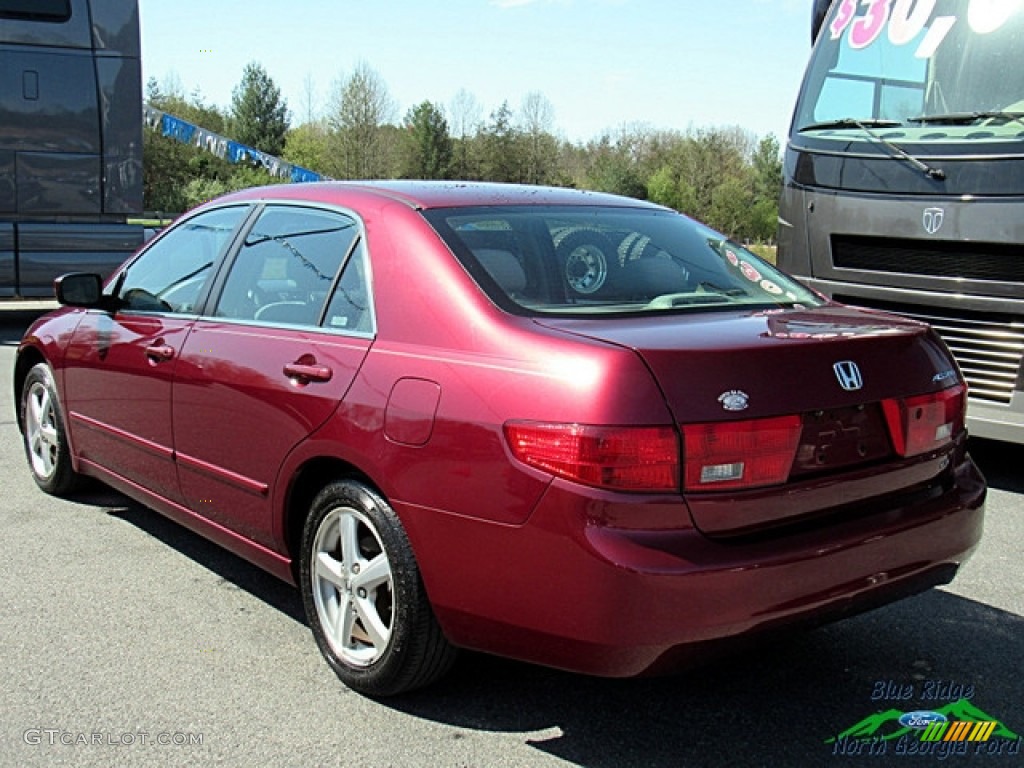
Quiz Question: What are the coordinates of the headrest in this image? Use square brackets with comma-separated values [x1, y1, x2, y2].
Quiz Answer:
[618, 258, 689, 296]
[475, 249, 527, 294]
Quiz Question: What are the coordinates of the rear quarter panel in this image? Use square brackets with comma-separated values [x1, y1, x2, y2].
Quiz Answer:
[277, 200, 675, 528]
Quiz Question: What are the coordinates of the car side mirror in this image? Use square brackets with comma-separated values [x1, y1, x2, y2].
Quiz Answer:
[55, 273, 104, 308]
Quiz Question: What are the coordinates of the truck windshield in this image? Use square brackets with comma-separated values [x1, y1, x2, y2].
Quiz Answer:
[794, 0, 1024, 144]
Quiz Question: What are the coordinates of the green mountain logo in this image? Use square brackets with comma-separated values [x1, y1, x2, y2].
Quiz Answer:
[825, 698, 1020, 744]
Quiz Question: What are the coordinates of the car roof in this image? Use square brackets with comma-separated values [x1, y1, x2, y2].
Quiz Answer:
[215, 180, 667, 212]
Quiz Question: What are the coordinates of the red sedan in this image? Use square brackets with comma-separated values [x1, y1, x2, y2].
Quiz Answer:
[15, 182, 985, 696]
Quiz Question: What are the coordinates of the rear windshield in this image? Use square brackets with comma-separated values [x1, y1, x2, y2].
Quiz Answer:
[424, 206, 821, 316]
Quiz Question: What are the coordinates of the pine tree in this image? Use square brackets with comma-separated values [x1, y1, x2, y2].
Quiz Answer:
[403, 101, 453, 180]
[230, 62, 290, 156]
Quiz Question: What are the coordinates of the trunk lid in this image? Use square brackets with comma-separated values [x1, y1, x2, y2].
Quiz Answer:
[537, 305, 955, 423]
[536, 304, 963, 536]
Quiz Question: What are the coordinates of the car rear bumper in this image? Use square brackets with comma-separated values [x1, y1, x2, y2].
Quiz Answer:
[398, 452, 986, 678]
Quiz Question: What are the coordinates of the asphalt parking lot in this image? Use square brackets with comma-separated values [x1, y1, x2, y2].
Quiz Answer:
[1, 306, 1021, 768]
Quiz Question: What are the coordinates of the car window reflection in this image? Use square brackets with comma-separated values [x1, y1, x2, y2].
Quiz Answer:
[213, 206, 359, 329]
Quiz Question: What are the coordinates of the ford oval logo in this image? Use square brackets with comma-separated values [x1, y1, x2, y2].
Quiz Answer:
[898, 711, 948, 729]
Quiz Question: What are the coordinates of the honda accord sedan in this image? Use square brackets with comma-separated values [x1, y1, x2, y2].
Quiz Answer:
[15, 181, 985, 696]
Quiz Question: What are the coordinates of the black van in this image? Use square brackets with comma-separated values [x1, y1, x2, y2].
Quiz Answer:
[0, 0, 143, 298]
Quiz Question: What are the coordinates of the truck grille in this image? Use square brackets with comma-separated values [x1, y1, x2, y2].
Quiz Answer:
[832, 236, 1024, 283]
[834, 297, 1024, 405]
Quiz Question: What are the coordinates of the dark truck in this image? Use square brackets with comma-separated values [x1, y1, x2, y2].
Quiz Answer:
[0, 0, 143, 298]
[779, 0, 1024, 444]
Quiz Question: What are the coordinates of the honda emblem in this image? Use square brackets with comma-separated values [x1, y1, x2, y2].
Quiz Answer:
[833, 361, 863, 391]
[923, 207, 944, 235]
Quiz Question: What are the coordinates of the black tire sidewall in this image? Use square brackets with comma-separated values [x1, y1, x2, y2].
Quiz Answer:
[299, 479, 437, 697]
[21, 363, 77, 496]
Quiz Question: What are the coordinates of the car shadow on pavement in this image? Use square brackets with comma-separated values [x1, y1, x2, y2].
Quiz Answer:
[968, 437, 1024, 493]
[65, 483, 306, 624]
[60, 471, 1022, 768]
[392, 592, 1023, 767]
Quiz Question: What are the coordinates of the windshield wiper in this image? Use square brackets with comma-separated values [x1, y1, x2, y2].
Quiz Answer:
[799, 117, 945, 181]
[799, 118, 902, 132]
[909, 111, 1024, 129]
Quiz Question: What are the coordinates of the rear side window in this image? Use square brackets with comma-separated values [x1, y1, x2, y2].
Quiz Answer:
[424, 206, 822, 316]
[0, 0, 71, 21]
[323, 241, 373, 334]
[213, 205, 361, 329]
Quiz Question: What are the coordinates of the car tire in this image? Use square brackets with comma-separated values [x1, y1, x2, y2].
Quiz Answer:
[299, 479, 456, 696]
[21, 362, 81, 496]
[555, 229, 614, 295]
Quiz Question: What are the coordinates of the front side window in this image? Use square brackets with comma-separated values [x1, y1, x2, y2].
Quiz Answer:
[425, 206, 821, 316]
[0, 0, 70, 21]
[213, 206, 360, 329]
[795, 0, 1024, 144]
[115, 206, 248, 314]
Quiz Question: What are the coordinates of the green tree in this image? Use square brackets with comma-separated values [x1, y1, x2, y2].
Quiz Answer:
[449, 88, 482, 179]
[749, 134, 783, 242]
[479, 101, 524, 183]
[230, 62, 290, 155]
[327, 61, 396, 179]
[751, 135, 782, 201]
[401, 101, 453, 179]
[283, 121, 330, 175]
[143, 129, 193, 212]
[520, 91, 559, 185]
[144, 64, 787, 227]
[144, 82, 281, 213]
[144, 80, 230, 212]
[583, 133, 647, 199]
[145, 76, 165, 105]
[147, 76, 227, 133]
[647, 164, 696, 213]
[709, 175, 754, 239]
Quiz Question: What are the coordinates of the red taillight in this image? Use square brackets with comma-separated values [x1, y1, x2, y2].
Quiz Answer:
[682, 415, 802, 491]
[882, 384, 966, 457]
[503, 422, 679, 492]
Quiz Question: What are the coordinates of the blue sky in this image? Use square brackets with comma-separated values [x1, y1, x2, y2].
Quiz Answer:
[138, 0, 812, 143]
